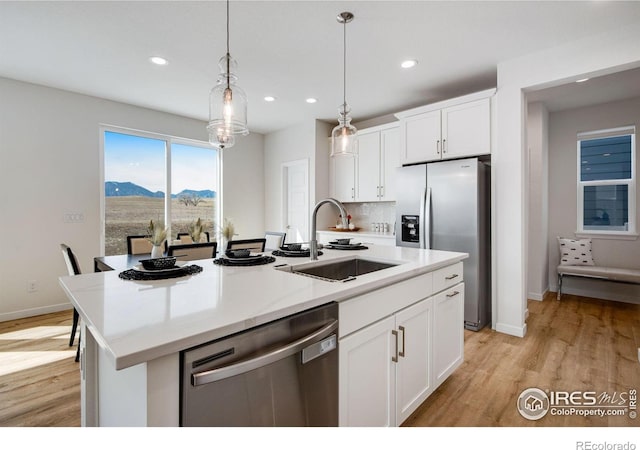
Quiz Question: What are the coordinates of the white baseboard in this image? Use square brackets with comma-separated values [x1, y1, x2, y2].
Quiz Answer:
[527, 287, 549, 301]
[495, 321, 527, 338]
[0, 303, 72, 323]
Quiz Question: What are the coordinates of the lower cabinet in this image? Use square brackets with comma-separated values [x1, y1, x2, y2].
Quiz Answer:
[433, 284, 464, 388]
[339, 297, 433, 426]
[338, 268, 465, 427]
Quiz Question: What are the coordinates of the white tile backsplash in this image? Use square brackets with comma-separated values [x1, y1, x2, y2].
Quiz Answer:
[336, 202, 396, 233]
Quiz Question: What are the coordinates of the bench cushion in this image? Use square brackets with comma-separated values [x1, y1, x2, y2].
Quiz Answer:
[557, 265, 640, 283]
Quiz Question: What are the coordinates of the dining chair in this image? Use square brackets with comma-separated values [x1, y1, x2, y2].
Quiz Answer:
[167, 242, 217, 261]
[126, 235, 154, 255]
[60, 243, 81, 363]
[176, 231, 211, 244]
[264, 231, 286, 251]
[226, 238, 266, 253]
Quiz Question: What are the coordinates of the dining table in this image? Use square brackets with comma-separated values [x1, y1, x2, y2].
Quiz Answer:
[93, 253, 151, 272]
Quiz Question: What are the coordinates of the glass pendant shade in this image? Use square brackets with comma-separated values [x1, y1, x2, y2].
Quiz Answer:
[207, 54, 248, 148]
[331, 11, 357, 158]
[330, 104, 358, 157]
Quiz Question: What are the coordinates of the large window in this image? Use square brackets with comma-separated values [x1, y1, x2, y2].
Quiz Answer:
[102, 128, 220, 255]
[577, 127, 635, 235]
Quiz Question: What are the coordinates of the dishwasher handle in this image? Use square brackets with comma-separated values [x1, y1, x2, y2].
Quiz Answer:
[191, 320, 338, 386]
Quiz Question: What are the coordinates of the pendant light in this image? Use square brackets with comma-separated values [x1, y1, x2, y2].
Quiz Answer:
[207, 0, 249, 149]
[331, 12, 357, 158]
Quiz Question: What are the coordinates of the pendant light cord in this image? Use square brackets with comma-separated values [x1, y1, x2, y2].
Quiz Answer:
[226, 0, 231, 89]
[342, 18, 347, 114]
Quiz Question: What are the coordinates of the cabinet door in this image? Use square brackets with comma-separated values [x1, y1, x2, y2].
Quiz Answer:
[441, 98, 490, 159]
[380, 127, 400, 201]
[433, 284, 464, 389]
[331, 155, 356, 202]
[402, 110, 441, 165]
[339, 316, 396, 427]
[356, 131, 381, 202]
[395, 298, 433, 425]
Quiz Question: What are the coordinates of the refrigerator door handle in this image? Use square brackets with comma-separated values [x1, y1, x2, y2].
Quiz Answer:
[425, 187, 431, 249]
[419, 187, 431, 249]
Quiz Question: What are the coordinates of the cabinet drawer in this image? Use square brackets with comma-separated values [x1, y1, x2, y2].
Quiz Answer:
[339, 272, 433, 338]
[432, 262, 463, 294]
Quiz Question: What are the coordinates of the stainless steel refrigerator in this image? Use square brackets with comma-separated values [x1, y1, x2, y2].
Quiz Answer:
[395, 158, 491, 331]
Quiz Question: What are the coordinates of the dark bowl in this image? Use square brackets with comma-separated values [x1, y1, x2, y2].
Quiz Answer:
[282, 243, 302, 251]
[334, 238, 352, 245]
[140, 256, 177, 270]
[226, 249, 251, 258]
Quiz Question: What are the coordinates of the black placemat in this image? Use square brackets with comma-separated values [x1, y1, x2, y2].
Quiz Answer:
[323, 245, 369, 250]
[119, 264, 203, 280]
[214, 256, 276, 266]
[271, 250, 323, 257]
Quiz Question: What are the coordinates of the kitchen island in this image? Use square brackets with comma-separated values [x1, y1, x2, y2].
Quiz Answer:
[59, 245, 467, 426]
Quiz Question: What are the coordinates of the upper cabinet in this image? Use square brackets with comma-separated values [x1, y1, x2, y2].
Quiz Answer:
[395, 89, 495, 165]
[356, 123, 400, 202]
[330, 122, 400, 203]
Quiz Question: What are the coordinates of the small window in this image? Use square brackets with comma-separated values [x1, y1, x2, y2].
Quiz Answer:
[577, 127, 635, 235]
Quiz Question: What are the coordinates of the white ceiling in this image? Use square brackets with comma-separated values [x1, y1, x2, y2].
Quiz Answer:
[2, 1, 640, 134]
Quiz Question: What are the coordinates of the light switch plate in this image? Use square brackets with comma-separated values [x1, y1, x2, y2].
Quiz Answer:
[64, 211, 84, 223]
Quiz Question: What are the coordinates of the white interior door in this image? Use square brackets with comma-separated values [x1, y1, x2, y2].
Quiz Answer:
[283, 159, 309, 243]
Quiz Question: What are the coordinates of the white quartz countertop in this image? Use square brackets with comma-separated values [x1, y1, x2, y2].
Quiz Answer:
[59, 246, 466, 370]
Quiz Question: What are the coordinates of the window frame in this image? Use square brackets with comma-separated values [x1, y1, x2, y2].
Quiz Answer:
[99, 124, 221, 254]
[575, 126, 636, 239]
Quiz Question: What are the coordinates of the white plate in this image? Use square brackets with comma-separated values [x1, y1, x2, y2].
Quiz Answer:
[224, 253, 264, 262]
[132, 261, 188, 273]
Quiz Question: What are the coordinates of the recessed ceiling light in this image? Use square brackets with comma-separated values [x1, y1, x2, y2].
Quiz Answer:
[401, 59, 418, 69]
[150, 56, 168, 66]
[264, 96, 276, 102]
[306, 98, 317, 104]
[576, 77, 589, 83]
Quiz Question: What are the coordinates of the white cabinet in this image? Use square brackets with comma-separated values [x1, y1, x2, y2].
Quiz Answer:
[338, 263, 464, 427]
[433, 284, 464, 388]
[331, 154, 356, 202]
[396, 89, 494, 165]
[339, 315, 396, 426]
[339, 298, 432, 427]
[330, 123, 400, 203]
[355, 124, 400, 202]
[395, 298, 433, 424]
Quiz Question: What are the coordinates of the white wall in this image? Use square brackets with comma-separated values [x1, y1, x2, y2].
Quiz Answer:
[527, 102, 549, 301]
[495, 23, 640, 337]
[547, 96, 640, 303]
[263, 119, 333, 241]
[0, 77, 264, 321]
[222, 132, 265, 240]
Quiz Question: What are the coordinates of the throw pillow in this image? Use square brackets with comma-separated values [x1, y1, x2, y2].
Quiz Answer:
[557, 237, 595, 266]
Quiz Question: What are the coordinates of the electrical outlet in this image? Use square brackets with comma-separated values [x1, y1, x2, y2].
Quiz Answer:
[27, 280, 37, 293]
[63, 212, 85, 223]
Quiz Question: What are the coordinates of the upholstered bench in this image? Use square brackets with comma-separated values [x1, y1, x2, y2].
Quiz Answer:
[557, 265, 640, 300]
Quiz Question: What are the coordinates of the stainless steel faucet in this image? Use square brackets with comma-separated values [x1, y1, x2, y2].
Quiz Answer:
[310, 198, 348, 260]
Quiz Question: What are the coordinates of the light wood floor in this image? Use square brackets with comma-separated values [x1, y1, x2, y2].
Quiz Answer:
[1, 294, 639, 427]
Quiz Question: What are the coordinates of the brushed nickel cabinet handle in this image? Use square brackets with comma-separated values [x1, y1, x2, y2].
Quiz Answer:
[436, 140, 440, 154]
[442, 138, 446, 153]
[446, 290, 460, 298]
[445, 273, 459, 280]
[391, 329, 399, 363]
[398, 325, 405, 358]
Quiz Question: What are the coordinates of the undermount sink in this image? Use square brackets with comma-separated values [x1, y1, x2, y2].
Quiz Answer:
[276, 256, 400, 282]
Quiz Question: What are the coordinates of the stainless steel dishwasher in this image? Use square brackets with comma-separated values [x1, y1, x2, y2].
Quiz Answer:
[180, 302, 338, 426]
